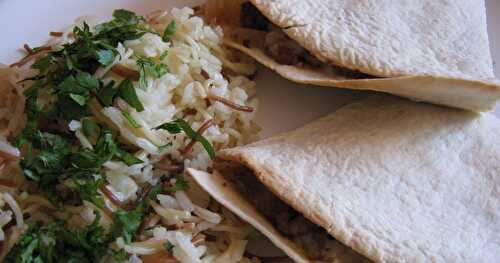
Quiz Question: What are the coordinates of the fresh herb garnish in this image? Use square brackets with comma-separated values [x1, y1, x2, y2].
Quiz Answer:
[122, 111, 142, 128]
[136, 56, 169, 90]
[109, 205, 145, 244]
[12, 9, 163, 262]
[98, 80, 118, 107]
[6, 212, 110, 262]
[17, 124, 142, 207]
[69, 93, 87, 106]
[156, 119, 215, 159]
[147, 184, 164, 200]
[112, 249, 129, 262]
[26, 9, 152, 123]
[72, 177, 105, 208]
[118, 78, 144, 112]
[159, 50, 169, 60]
[164, 241, 175, 252]
[162, 20, 176, 42]
[157, 143, 173, 153]
[82, 118, 101, 143]
[94, 9, 157, 47]
[96, 49, 115, 66]
[155, 121, 182, 134]
[115, 148, 143, 166]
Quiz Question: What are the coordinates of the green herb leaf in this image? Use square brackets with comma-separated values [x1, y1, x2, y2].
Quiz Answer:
[168, 177, 190, 193]
[76, 72, 100, 91]
[155, 121, 182, 134]
[150, 63, 169, 78]
[6, 212, 109, 262]
[157, 143, 172, 153]
[139, 63, 148, 90]
[69, 93, 87, 106]
[71, 149, 105, 169]
[136, 56, 169, 90]
[98, 80, 118, 107]
[20, 132, 71, 186]
[112, 249, 128, 262]
[122, 111, 142, 128]
[118, 78, 144, 112]
[31, 55, 52, 72]
[162, 21, 176, 42]
[58, 95, 90, 120]
[164, 241, 175, 252]
[96, 49, 115, 66]
[115, 148, 143, 166]
[147, 184, 164, 200]
[110, 206, 144, 244]
[113, 9, 140, 22]
[136, 56, 153, 90]
[157, 119, 216, 159]
[159, 50, 168, 60]
[72, 177, 105, 208]
[58, 75, 88, 95]
[92, 128, 143, 167]
[82, 118, 101, 143]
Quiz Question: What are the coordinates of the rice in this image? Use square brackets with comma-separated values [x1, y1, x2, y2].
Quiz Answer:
[91, 7, 259, 207]
[1, 6, 261, 263]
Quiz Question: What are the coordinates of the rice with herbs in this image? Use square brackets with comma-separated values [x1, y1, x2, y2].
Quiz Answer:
[0, 7, 261, 263]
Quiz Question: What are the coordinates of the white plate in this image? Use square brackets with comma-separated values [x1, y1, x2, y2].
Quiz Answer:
[0, 0, 499, 136]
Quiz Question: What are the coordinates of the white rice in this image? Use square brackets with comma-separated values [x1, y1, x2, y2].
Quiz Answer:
[2, 6, 260, 263]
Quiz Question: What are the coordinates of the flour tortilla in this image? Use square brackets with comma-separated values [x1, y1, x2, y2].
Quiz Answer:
[221, 0, 500, 112]
[189, 96, 500, 262]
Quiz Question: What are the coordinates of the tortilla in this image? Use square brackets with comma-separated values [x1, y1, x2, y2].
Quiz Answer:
[216, 0, 500, 112]
[189, 96, 500, 262]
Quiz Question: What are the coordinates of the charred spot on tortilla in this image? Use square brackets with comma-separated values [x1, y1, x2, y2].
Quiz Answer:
[216, 161, 369, 262]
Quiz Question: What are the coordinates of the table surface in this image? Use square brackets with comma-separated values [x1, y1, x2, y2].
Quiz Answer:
[0, 0, 498, 137]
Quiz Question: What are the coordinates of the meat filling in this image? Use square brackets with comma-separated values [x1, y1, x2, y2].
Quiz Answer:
[216, 162, 368, 262]
[238, 2, 372, 79]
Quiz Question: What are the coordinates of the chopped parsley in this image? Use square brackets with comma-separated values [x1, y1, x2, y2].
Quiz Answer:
[110, 205, 145, 244]
[17, 123, 142, 206]
[98, 80, 119, 107]
[164, 241, 175, 252]
[156, 119, 216, 159]
[162, 20, 177, 42]
[112, 249, 129, 262]
[10, 8, 204, 263]
[122, 111, 142, 128]
[82, 118, 101, 143]
[6, 212, 110, 263]
[117, 78, 144, 112]
[136, 56, 169, 90]
[25, 9, 152, 124]
[159, 50, 169, 60]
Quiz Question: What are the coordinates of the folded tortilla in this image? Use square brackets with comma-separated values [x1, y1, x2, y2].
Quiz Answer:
[207, 0, 500, 112]
[188, 96, 500, 262]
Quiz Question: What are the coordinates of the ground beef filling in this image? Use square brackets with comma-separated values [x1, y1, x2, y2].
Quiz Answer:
[217, 162, 357, 262]
[239, 2, 372, 79]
